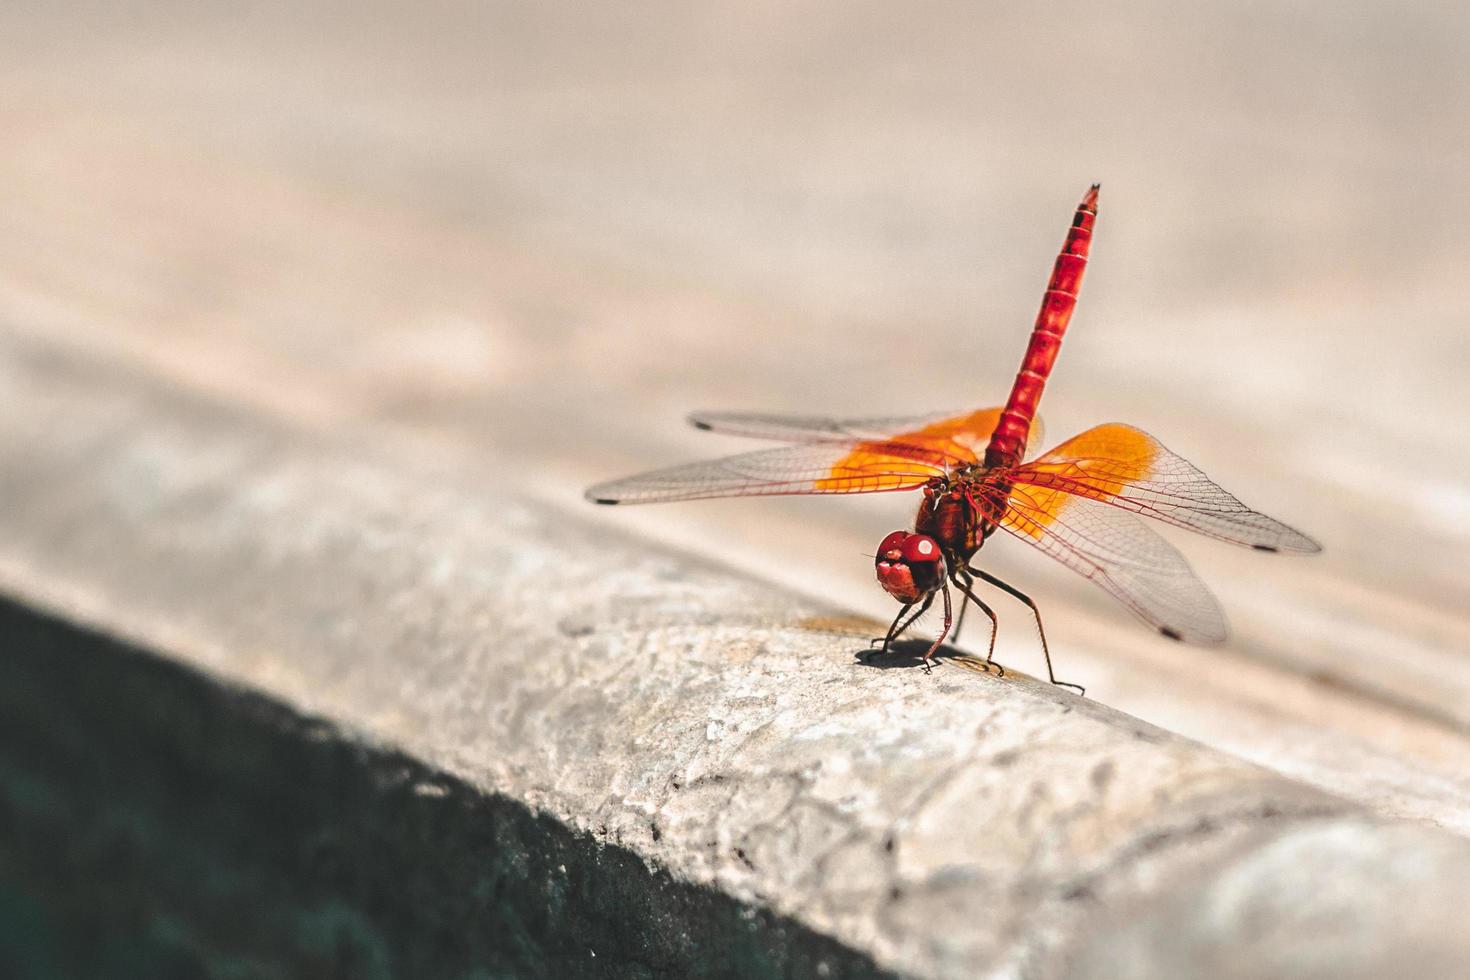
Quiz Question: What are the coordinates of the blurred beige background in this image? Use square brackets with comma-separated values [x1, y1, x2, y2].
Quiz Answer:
[2, 3, 1467, 825]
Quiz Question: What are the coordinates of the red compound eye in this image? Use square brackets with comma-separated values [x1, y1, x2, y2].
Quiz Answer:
[901, 534, 941, 564]
[874, 531, 943, 603]
[876, 531, 908, 560]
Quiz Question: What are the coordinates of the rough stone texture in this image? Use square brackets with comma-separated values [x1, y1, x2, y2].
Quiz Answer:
[1066, 819, 1470, 980]
[2, 328, 1469, 978]
[0, 596, 886, 979]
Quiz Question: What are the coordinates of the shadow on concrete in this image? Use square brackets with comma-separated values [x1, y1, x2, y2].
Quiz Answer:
[0, 594, 895, 980]
[853, 638, 1006, 678]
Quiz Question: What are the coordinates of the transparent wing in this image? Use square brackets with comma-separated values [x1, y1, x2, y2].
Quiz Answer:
[1006, 424, 1320, 553]
[688, 410, 960, 442]
[995, 482, 1229, 642]
[585, 442, 950, 505]
[688, 407, 1045, 460]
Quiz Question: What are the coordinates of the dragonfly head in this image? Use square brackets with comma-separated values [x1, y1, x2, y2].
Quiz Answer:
[874, 530, 946, 603]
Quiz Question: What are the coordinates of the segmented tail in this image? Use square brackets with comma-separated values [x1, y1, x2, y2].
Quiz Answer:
[983, 185, 1099, 469]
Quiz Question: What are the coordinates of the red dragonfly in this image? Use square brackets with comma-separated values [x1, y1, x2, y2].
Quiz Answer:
[586, 186, 1319, 693]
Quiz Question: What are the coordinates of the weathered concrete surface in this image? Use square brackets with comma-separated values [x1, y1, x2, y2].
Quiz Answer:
[4, 0, 1470, 836]
[0, 595, 885, 979]
[2, 330, 1469, 978]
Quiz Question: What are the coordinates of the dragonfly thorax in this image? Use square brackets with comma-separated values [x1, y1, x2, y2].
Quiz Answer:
[913, 478, 996, 563]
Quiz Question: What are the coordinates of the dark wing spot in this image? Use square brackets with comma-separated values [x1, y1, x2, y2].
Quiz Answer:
[1159, 627, 1183, 641]
[1252, 544, 1279, 553]
[691, 420, 713, 430]
[593, 498, 620, 506]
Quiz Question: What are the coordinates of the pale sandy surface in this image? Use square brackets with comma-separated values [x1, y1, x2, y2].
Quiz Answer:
[1, 2, 1467, 828]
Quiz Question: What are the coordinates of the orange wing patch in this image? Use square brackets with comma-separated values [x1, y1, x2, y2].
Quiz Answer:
[808, 456, 948, 494]
[999, 424, 1158, 540]
[815, 407, 1009, 491]
[904, 407, 1006, 453]
[998, 423, 1318, 553]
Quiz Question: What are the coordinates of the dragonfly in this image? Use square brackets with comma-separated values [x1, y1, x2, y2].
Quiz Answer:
[586, 186, 1320, 694]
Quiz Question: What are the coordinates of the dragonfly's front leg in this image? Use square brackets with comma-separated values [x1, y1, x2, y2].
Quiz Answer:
[869, 592, 934, 656]
[918, 580, 953, 674]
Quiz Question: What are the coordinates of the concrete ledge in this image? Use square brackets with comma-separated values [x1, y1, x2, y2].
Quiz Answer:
[2, 329, 1470, 978]
[0, 595, 886, 978]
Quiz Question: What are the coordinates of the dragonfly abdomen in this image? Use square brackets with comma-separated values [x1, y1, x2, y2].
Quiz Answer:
[984, 185, 1099, 470]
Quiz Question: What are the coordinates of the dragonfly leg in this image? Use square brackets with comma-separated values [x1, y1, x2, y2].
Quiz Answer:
[869, 593, 934, 654]
[952, 576, 972, 642]
[919, 580, 953, 674]
[949, 570, 1002, 676]
[950, 548, 970, 641]
[869, 603, 910, 650]
[969, 566, 1084, 696]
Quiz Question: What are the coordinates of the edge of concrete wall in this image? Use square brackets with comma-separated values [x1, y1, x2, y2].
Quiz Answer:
[2, 328, 1469, 979]
[0, 594, 889, 979]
